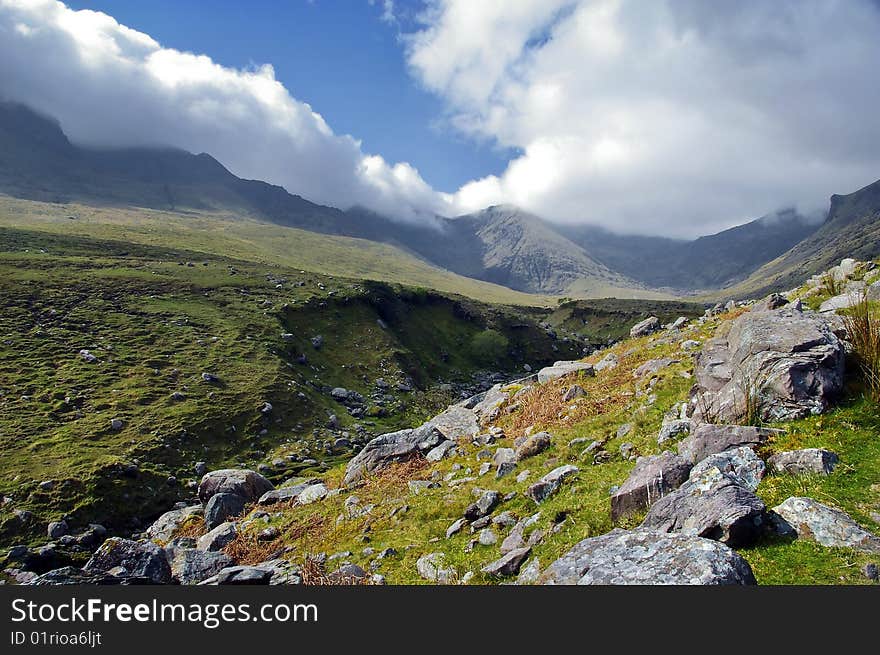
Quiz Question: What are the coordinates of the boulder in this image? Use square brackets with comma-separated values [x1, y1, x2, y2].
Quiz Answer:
[171, 549, 234, 585]
[197, 522, 238, 552]
[691, 308, 845, 423]
[537, 361, 595, 384]
[204, 493, 247, 530]
[28, 566, 137, 585]
[424, 404, 480, 440]
[677, 423, 772, 464]
[83, 538, 172, 584]
[47, 520, 68, 539]
[426, 440, 457, 462]
[482, 547, 532, 577]
[258, 481, 322, 506]
[772, 497, 880, 553]
[689, 446, 766, 492]
[515, 432, 552, 461]
[819, 291, 863, 314]
[633, 358, 678, 378]
[539, 529, 756, 585]
[752, 293, 789, 312]
[198, 469, 274, 504]
[525, 465, 578, 504]
[467, 384, 510, 424]
[595, 353, 619, 372]
[768, 449, 839, 476]
[297, 483, 329, 505]
[610, 452, 692, 522]
[630, 316, 661, 338]
[641, 467, 768, 547]
[343, 424, 445, 485]
[145, 505, 202, 542]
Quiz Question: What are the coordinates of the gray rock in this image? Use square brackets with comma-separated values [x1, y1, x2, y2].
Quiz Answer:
[145, 505, 203, 543]
[47, 520, 68, 539]
[343, 425, 445, 485]
[408, 480, 440, 495]
[216, 566, 273, 585]
[84, 538, 172, 584]
[258, 481, 322, 506]
[525, 465, 579, 504]
[562, 385, 586, 402]
[426, 440, 457, 462]
[516, 557, 542, 585]
[692, 308, 845, 423]
[595, 352, 619, 372]
[772, 497, 880, 553]
[446, 518, 468, 539]
[657, 419, 692, 445]
[617, 423, 633, 439]
[493, 447, 516, 466]
[540, 529, 756, 585]
[677, 423, 773, 464]
[689, 446, 766, 492]
[298, 483, 329, 504]
[198, 469, 274, 504]
[197, 522, 238, 552]
[204, 493, 246, 530]
[641, 466, 767, 547]
[768, 449, 839, 476]
[482, 546, 531, 577]
[515, 432, 552, 461]
[610, 452, 692, 521]
[171, 549, 233, 585]
[416, 552, 456, 583]
[537, 361, 595, 384]
[464, 490, 501, 521]
[424, 404, 480, 440]
[477, 528, 498, 546]
[630, 316, 661, 338]
[495, 462, 517, 479]
[633, 358, 678, 378]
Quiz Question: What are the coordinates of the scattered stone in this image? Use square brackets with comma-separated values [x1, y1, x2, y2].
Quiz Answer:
[464, 490, 501, 521]
[258, 481, 322, 506]
[562, 385, 586, 402]
[537, 361, 595, 384]
[495, 462, 517, 479]
[197, 522, 238, 552]
[297, 483, 329, 504]
[515, 432, 552, 461]
[216, 566, 273, 585]
[516, 557, 542, 585]
[426, 440, 457, 462]
[525, 465, 579, 504]
[110, 418, 124, 431]
[172, 550, 233, 585]
[633, 357, 678, 378]
[595, 352, 619, 372]
[343, 425, 446, 485]
[630, 316, 660, 338]
[540, 529, 756, 585]
[145, 506, 202, 543]
[657, 419, 692, 445]
[772, 497, 880, 553]
[477, 528, 498, 546]
[47, 520, 68, 539]
[768, 449, 839, 476]
[516, 470, 530, 483]
[617, 423, 633, 439]
[446, 518, 468, 539]
[482, 546, 531, 577]
[416, 553, 456, 583]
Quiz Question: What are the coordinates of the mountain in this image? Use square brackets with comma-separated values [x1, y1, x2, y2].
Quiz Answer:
[728, 178, 880, 298]
[561, 209, 820, 292]
[0, 102, 653, 298]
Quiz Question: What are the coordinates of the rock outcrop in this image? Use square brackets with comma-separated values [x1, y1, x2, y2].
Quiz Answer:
[610, 452, 692, 522]
[539, 529, 756, 585]
[772, 497, 880, 553]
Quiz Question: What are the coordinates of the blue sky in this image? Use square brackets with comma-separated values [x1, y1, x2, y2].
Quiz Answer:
[64, 0, 514, 193]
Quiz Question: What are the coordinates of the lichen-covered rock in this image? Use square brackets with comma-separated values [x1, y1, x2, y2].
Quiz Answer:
[610, 452, 692, 522]
[197, 469, 274, 504]
[464, 490, 501, 521]
[689, 446, 766, 492]
[641, 467, 768, 547]
[539, 529, 756, 585]
[657, 419, 692, 445]
[197, 521, 238, 552]
[677, 423, 773, 464]
[482, 547, 531, 577]
[768, 449, 839, 476]
[537, 361, 595, 384]
[772, 497, 880, 553]
[145, 505, 202, 542]
[258, 480, 322, 505]
[83, 538, 172, 584]
[691, 308, 845, 423]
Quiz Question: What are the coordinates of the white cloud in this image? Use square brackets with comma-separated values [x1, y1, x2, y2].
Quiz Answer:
[407, 0, 880, 236]
[0, 0, 449, 221]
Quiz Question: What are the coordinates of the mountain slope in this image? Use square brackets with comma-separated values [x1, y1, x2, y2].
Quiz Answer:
[728, 178, 880, 298]
[561, 209, 820, 292]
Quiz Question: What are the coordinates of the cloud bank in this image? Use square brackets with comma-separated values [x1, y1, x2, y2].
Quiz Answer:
[0, 0, 451, 221]
[407, 0, 880, 235]
[2, 0, 880, 236]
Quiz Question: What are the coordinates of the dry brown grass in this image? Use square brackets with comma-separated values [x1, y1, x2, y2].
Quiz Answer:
[171, 515, 208, 542]
[223, 512, 328, 565]
[844, 294, 880, 401]
[298, 556, 371, 586]
[360, 456, 430, 494]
